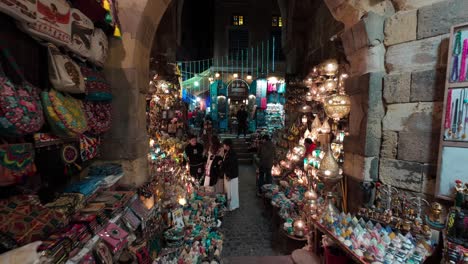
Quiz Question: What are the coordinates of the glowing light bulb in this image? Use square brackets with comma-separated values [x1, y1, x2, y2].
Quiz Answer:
[215, 72, 220, 78]
[178, 197, 187, 206]
[233, 73, 239, 78]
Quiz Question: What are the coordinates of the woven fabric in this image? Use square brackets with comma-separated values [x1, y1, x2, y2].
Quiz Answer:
[83, 101, 111, 134]
[80, 66, 112, 101]
[0, 143, 36, 186]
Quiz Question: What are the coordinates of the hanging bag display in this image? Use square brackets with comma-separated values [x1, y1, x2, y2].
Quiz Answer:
[67, 8, 94, 58]
[0, 142, 37, 186]
[0, 45, 44, 136]
[0, 0, 37, 23]
[89, 28, 108, 67]
[48, 44, 85, 93]
[41, 89, 88, 137]
[80, 65, 112, 101]
[83, 101, 111, 134]
[19, 0, 72, 46]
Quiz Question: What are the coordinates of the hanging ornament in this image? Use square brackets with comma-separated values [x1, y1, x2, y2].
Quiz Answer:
[324, 79, 337, 92]
[312, 115, 321, 129]
[321, 59, 339, 76]
[320, 118, 331, 134]
[113, 26, 122, 38]
[324, 94, 351, 121]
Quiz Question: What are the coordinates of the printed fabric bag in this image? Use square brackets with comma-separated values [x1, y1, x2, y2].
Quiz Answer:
[89, 28, 108, 67]
[0, 46, 44, 136]
[68, 8, 94, 58]
[48, 44, 85, 93]
[41, 89, 88, 137]
[0, 142, 36, 186]
[83, 101, 111, 134]
[19, 0, 72, 46]
[0, 0, 37, 23]
[80, 66, 112, 101]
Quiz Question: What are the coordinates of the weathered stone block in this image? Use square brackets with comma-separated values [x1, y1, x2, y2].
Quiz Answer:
[346, 72, 385, 118]
[381, 131, 398, 159]
[345, 116, 382, 157]
[418, 0, 468, 39]
[421, 163, 437, 195]
[410, 69, 445, 102]
[397, 132, 439, 163]
[347, 44, 386, 75]
[385, 34, 449, 73]
[379, 158, 423, 192]
[342, 12, 385, 56]
[382, 102, 443, 132]
[384, 10, 417, 46]
[344, 153, 379, 181]
[383, 72, 411, 103]
[391, 0, 446, 11]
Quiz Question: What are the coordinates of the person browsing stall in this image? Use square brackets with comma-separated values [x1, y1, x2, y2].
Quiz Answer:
[221, 139, 239, 211]
[184, 135, 205, 181]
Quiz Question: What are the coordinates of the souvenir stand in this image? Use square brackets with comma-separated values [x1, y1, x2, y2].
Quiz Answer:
[436, 22, 468, 263]
[147, 135, 225, 263]
[0, 1, 167, 263]
[259, 59, 439, 263]
[147, 59, 186, 138]
[251, 78, 286, 134]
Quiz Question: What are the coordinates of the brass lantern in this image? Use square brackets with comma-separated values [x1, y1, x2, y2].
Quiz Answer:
[321, 59, 339, 76]
[324, 94, 351, 121]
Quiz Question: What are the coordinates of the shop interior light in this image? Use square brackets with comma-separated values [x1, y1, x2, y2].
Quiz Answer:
[246, 74, 252, 80]
[208, 77, 214, 82]
[267, 76, 278, 83]
[196, 97, 201, 102]
[233, 73, 239, 78]
[194, 81, 200, 87]
[215, 72, 221, 78]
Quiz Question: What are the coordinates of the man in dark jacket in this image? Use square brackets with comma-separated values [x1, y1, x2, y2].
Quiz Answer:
[184, 135, 205, 181]
[221, 138, 239, 211]
[258, 134, 275, 196]
[236, 105, 248, 138]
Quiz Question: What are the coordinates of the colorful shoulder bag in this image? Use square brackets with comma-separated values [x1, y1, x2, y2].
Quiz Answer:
[0, 45, 44, 136]
[49, 89, 88, 135]
[0, 142, 36, 186]
[48, 44, 85, 94]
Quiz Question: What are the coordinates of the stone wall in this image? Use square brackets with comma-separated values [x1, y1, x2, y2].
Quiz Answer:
[319, 0, 468, 208]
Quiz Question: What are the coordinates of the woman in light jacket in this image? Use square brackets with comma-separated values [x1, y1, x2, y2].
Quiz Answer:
[204, 135, 224, 193]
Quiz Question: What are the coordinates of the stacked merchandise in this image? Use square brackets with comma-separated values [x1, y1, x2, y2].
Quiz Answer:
[0, 0, 120, 194]
[265, 103, 285, 134]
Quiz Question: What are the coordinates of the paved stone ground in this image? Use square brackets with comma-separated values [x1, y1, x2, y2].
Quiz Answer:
[221, 165, 283, 257]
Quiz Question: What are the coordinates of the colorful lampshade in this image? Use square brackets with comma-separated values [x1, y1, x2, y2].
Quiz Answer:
[320, 118, 331, 134]
[324, 94, 351, 121]
[324, 79, 337, 92]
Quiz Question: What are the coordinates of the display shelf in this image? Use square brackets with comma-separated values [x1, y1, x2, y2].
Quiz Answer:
[448, 81, 468, 88]
[436, 22, 468, 199]
[311, 221, 367, 264]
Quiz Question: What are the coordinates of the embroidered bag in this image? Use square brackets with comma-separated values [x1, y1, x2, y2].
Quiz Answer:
[19, 0, 72, 46]
[67, 8, 94, 58]
[0, 46, 44, 136]
[89, 28, 108, 67]
[0, 0, 37, 23]
[49, 89, 88, 135]
[80, 66, 112, 101]
[83, 101, 111, 134]
[48, 44, 85, 93]
[0, 142, 36, 186]
[41, 91, 74, 137]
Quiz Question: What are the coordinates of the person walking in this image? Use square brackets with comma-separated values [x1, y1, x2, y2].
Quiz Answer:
[221, 139, 239, 211]
[184, 135, 205, 182]
[236, 105, 248, 138]
[257, 134, 275, 196]
[203, 135, 224, 194]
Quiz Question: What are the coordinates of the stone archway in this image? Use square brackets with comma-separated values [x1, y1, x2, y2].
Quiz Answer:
[101, 0, 173, 187]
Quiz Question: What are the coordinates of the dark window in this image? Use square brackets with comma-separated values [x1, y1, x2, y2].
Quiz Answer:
[229, 29, 249, 55]
[270, 30, 284, 61]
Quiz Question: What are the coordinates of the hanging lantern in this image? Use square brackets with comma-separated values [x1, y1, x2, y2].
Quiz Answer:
[304, 128, 311, 139]
[306, 92, 313, 101]
[271, 165, 282, 177]
[324, 79, 337, 92]
[298, 103, 312, 113]
[322, 59, 339, 76]
[318, 142, 340, 180]
[304, 189, 318, 201]
[324, 94, 351, 121]
[320, 118, 331, 134]
[318, 83, 326, 94]
[293, 145, 306, 156]
[312, 115, 321, 129]
[302, 114, 308, 124]
[215, 72, 221, 78]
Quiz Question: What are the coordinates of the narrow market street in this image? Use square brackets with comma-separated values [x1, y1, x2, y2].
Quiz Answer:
[221, 165, 279, 257]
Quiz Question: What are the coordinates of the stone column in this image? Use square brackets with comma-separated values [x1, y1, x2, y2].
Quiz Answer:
[101, 0, 171, 187]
